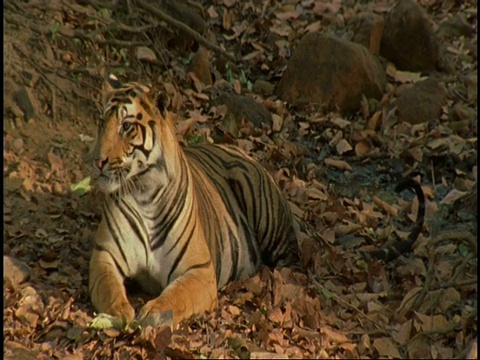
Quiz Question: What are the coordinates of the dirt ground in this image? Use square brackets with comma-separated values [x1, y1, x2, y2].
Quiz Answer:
[4, 1, 477, 359]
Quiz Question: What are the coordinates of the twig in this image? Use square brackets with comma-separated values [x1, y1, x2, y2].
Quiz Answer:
[432, 278, 477, 290]
[5, 16, 150, 48]
[311, 278, 383, 329]
[136, 0, 237, 62]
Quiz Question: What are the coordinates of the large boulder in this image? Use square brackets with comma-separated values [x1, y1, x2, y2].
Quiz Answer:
[275, 33, 386, 113]
[380, 0, 439, 73]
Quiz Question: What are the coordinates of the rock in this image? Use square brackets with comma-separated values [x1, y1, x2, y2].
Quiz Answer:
[396, 78, 447, 124]
[189, 46, 212, 86]
[214, 93, 272, 137]
[380, 0, 439, 72]
[275, 33, 386, 113]
[12, 138, 24, 154]
[253, 80, 275, 97]
[351, 12, 385, 55]
[13, 86, 40, 121]
[4, 255, 31, 286]
[450, 102, 476, 123]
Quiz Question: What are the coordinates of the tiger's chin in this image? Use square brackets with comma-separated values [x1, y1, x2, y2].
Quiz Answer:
[95, 175, 122, 194]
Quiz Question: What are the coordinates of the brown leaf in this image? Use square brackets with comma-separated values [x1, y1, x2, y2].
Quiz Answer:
[393, 320, 413, 346]
[48, 150, 64, 174]
[355, 139, 371, 156]
[398, 287, 422, 316]
[250, 351, 288, 359]
[39, 258, 61, 270]
[322, 327, 348, 343]
[324, 158, 352, 171]
[373, 196, 398, 217]
[336, 139, 353, 155]
[267, 307, 284, 325]
[228, 305, 241, 316]
[415, 312, 451, 332]
[373, 337, 401, 358]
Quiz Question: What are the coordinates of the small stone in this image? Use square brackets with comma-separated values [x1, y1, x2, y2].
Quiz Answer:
[52, 182, 67, 197]
[396, 78, 447, 124]
[14, 87, 40, 121]
[4, 255, 31, 286]
[12, 138, 24, 153]
[253, 80, 275, 96]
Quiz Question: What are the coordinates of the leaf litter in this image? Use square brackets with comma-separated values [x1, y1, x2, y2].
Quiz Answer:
[3, 0, 477, 359]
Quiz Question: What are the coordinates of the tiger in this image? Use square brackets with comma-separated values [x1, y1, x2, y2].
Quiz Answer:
[88, 73, 302, 327]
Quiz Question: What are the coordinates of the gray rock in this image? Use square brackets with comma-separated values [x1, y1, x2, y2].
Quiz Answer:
[276, 33, 386, 113]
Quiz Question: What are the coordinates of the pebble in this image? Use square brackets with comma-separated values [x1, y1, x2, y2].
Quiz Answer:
[52, 182, 66, 197]
[12, 138, 24, 153]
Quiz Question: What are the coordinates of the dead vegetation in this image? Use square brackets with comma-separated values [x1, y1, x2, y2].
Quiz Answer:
[4, 0, 477, 359]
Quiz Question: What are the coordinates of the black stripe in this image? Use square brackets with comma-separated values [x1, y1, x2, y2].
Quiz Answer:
[167, 228, 195, 283]
[227, 224, 239, 282]
[165, 206, 195, 256]
[104, 205, 129, 271]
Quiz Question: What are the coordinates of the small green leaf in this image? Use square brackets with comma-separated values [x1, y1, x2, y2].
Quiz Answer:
[182, 55, 193, 65]
[239, 70, 248, 85]
[99, 8, 111, 19]
[321, 288, 333, 300]
[50, 23, 60, 40]
[458, 243, 470, 257]
[89, 313, 124, 330]
[70, 177, 92, 196]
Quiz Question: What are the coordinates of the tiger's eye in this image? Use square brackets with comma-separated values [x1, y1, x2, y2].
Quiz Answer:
[122, 122, 132, 132]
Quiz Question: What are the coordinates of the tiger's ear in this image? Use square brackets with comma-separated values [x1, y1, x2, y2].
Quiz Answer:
[102, 72, 123, 103]
[155, 89, 171, 117]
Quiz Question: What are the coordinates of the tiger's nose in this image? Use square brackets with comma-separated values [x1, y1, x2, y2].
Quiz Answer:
[96, 157, 108, 170]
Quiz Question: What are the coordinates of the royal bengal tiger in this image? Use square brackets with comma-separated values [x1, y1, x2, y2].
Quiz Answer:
[89, 74, 302, 327]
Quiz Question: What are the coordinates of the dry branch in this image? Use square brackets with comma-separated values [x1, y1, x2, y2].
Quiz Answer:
[136, 0, 237, 62]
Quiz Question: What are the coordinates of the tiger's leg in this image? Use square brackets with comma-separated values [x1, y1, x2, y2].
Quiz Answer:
[138, 263, 217, 327]
[89, 249, 135, 322]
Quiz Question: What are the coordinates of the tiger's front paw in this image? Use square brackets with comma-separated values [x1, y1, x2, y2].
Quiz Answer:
[105, 300, 135, 323]
[138, 301, 174, 328]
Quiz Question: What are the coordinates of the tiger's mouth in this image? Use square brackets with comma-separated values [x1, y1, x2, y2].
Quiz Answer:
[94, 161, 152, 194]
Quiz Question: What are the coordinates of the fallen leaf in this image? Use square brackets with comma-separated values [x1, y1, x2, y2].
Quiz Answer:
[336, 139, 353, 155]
[355, 139, 371, 156]
[373, 337, 401, 358]
[324, 158, 352, 171]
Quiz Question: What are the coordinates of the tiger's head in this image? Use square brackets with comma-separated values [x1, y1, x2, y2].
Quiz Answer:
[93, 73, 178, 194]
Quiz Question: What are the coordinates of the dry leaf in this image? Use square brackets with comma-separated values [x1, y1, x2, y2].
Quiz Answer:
[393, 320, 413, 346]
[373, 337, 401, 358]
[373, 196, 398, 217]
[355, 139, 371, 156]
[322, 327, 348, 343]
[336, 139, 353, 155]
[324, 158, 352, 171]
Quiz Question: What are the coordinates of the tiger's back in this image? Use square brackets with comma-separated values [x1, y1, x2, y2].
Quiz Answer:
[184, 144, 301, 288]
